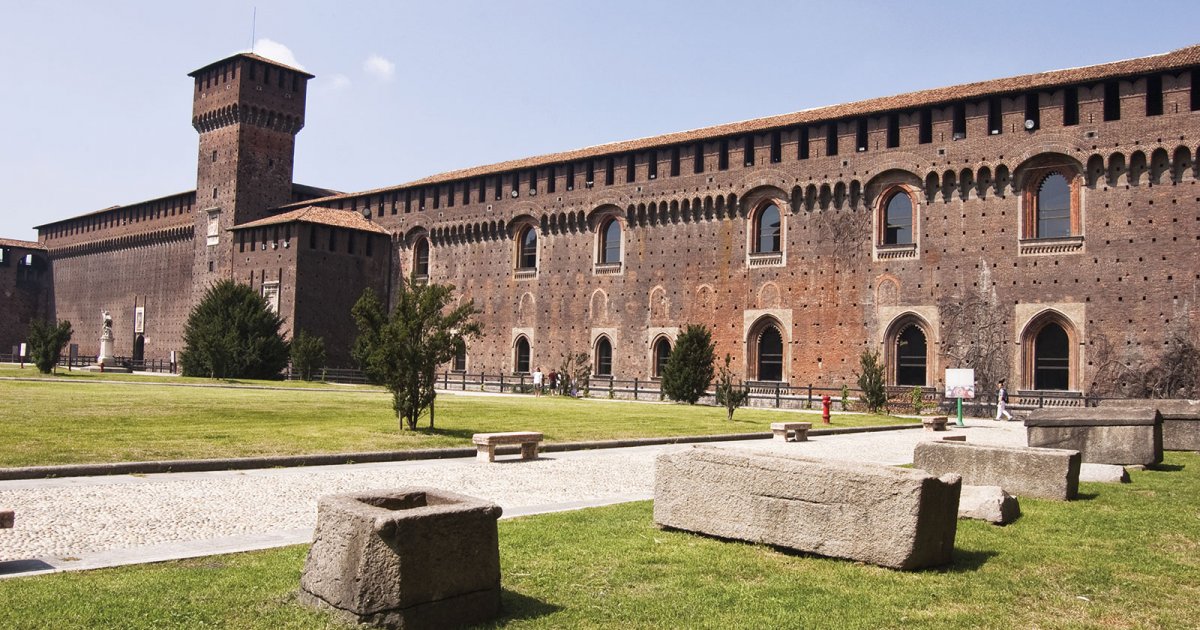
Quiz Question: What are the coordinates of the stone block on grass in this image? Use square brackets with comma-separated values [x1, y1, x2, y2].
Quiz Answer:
[653, 446, 961, 570]
[1025, 408, 1162, 466]
[1079, 463, 1130, 483]
[958, 486, 1020, 525]
[300, 487, 502, 629]
[1098, 399, 1200, 451]
[913, 441, 1080, 500]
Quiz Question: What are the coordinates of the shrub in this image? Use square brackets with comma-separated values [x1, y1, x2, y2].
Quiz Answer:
[26, 319, 73, 374]
[910, 386, 925, 415]
[660, 324, 715, 404]
[181, 280, 289, 379]
[290, 331, 326, 381]
[714, 354, 750, 421]
[840, 384, 850, 412]
[856, 349, 887, 413]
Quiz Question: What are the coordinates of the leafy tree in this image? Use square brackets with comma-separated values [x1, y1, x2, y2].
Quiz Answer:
[290, 330, 326, 381]
[556, 351, 592, 397]
[661, 324, 715, 404]
[181, 280, 290, 379]
[856, 349, 887, 413]
[714, 354, 750, 421]
[352, 278, 481, 430]
[26, 319, 73, 374]
[910, 386, 925, 415]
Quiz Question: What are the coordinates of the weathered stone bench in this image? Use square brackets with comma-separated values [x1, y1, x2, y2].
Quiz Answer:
[472, 431, 543, 463]
[770, 421, 811, 442]
[913, 441, 1081, 500]
[300, 488, 502, 628]
[0, 509, 13, 528]
[1025, 408, 1162, 466]
[654, 446, 961, 570]
[1099, 399, 1200, 451]
[922, 416, 948, 431]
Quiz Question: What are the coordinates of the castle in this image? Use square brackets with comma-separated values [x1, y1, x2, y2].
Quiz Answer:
[5, 45, 1199, 395]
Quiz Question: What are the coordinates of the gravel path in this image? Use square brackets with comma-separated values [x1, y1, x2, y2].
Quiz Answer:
[0, 420, 1025, 577]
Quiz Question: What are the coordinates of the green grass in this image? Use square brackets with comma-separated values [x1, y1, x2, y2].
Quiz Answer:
[2, 453, 1197, 629]
[0, 377, 905, 467]
[0, 365, 362, 388]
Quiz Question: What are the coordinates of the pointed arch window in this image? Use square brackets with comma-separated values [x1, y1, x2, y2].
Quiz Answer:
[595, 337, 613, 376]
[514, 337, 531, 374]
[756, 326, 784, 382]
[1035, 173, 1071, 239]
[452, 343, 467, 372]
[413, 237, 430, 277]
[1033, 323, 1070, 390]
[895, 325, 928, 386]
[600, 219, 621, 264]
[653, 337, 671, 378]
[753, 204, 781, 253]
[517, 227, 538, 269]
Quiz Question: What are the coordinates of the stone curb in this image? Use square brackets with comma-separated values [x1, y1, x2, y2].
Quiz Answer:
[0, 424, 920, 481]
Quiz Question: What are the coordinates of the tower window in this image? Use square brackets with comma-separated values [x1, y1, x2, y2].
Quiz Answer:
[347, 232, 355, 255]
[743, 135, 755, 166]
[988, 98, 1002, 134]
[769, 131, 782, 163]
[798, 126, 810, 159]
[881, 191, 914, 245]
[752, 204, 782, 254]
[1103, 81, 1121, 121]
[586, 161, 595, 186]
[599, 218, 621, 264]
[605, 157, 615, 185]
[856, 118, 868, 151]
[414, 237, 430, 277]
[886, 114, 899, 148]
[648, 151, 658, 179]
[566, 162, 575, 190]
[517, 227, 537, 269]
[718, 139, 729, 170]
[1145, 74, 1163, 116]
[952, 103, 966, 138]
[918, 110, 932, 144]
[211, 150, 217, 163]
[670, 146, 680, 176]
[825, 123, 838, 156]
[1192, 69, 1200, 111]
[547, 166, 556, 193]
[626, 154, 635, 183]
[1034, 173, 1071, 239]
[1025, 92, 1040, 129]
[594, 337, 613, 377]
[1063, 87, 1079, 126]
[693, 144, 704, 173]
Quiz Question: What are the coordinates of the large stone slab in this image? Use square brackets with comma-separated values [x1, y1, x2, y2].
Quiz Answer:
[958, 486, 1020, 525]
[300, 487, 502, 629]
[1099, 399, 1200, 451]
[1078, 463, 1130, 483]
[1025, 407, 1162, 466]
[653, 446, 961, 570]
[913, 441, 1080, 500]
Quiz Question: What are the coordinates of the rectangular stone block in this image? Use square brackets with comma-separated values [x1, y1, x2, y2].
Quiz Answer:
[1025, 408, 1162, 466]
[653, 446, 961, 570]
[300, 487, 502, 628]
[1099, 399, 1200, 451]
[913, 441, 1081, 500]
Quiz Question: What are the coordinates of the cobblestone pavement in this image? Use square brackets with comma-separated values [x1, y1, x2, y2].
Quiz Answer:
[0, 420, 1025, 577]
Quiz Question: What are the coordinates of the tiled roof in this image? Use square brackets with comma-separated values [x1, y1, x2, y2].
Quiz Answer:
[0, 237, 45, 250]
[189, 52, 315, 79]
[283, 43, 1200, 207]
[230, 206, 391, 235]
[33, 190, 197, 230]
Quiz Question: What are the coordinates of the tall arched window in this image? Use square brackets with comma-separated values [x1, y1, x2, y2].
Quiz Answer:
[514, 337, 531, 374]
[653, 337, 672, 378]
[600, 219, 621, 263]
[518, 227, 538, 269]
[595, 337, 613, 376]
[1035, 173, 1071, 239]
[896, 325, 928, 386]
[753, 204, 781, 253]
[757, 326, 784, 381]
[453, 342, 467, 372]
[414, 237, 430, 276]
[883, 192, 913, 245]
[1034, 323, 1070, 390]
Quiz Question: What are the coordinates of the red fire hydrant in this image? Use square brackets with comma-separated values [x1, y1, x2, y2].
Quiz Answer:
[822, 395, 832, 424]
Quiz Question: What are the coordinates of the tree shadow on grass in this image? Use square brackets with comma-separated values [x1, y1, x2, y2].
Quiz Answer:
[1150, 463, 1184, 472]
[478, 588, 562, 627]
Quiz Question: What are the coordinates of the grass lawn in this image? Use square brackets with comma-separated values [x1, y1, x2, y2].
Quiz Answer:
[0, 365, 363, 388]
[1, 452, 1196, 629]
[0, 377, 906, 467]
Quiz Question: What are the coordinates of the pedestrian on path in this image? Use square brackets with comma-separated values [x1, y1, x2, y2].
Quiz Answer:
[995, 379, 1013, 421]
[532, 367, 544, 397]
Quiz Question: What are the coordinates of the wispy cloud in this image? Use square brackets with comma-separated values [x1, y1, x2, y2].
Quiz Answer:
[363, 54, 395, 82]
[327, 74, 352, 91]
[252, 38, 304, 70]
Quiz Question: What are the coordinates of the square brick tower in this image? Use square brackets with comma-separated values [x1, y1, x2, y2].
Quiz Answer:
[188, 53, 313, 303]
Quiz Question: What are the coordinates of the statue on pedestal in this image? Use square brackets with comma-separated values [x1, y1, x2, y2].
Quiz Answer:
[98, 310, 113, 365]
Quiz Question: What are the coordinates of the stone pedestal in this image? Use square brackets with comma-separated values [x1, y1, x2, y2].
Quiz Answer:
[300, 488, 502, 629]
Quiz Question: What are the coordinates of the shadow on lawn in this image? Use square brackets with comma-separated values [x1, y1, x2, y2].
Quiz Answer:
[482, 588, 562, 626]
[1150, 463, 1184, 472]
[943, 548, 998, 573]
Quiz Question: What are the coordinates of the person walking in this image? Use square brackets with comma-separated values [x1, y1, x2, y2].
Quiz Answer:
[532, 366, 544, 397]
[995, 379, 1013, 421]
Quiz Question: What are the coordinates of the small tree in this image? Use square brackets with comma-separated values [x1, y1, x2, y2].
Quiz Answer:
[856, 349, 887, 413]
[352, 278, 481, 430]
[27, 319, 73, 374]
[181, 280, 289, 379]
[290, 330, 326, 381]
[556, 352, 591, 397]
[714, 354, 750, 421]
[910, 386, 925, 415]
[661, 324, 715, 404]
[840, 383, 850, 412]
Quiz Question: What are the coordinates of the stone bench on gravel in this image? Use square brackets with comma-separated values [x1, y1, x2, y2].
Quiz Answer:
[913, 441, 1080, 500]
[1098, 399, 1200, 451]
[0, 509, 12, 528]
[770, 422, 811, 442]
[654, 446, 961, 570]
[472, 431, 543, 463]
[1025, 408, 1162, 466]
[300, 488, 502, 629]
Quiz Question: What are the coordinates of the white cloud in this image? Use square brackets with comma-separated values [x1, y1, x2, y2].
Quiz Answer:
[252, 38, 304, 70]
[327, 74, 352, 91]
[363, 54, 395, 81]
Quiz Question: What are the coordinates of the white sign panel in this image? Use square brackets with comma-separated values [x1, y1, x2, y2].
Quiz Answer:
[945, 368, 976, 399]
[134, 307, 145, 334]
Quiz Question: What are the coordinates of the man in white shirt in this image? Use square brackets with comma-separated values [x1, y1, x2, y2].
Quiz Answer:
[532, 367, 544, 397]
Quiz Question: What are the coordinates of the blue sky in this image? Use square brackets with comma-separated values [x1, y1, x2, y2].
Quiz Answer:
[2, 1, 1198, 240]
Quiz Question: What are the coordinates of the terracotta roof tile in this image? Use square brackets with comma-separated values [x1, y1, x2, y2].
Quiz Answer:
[0, 237, 45, 250]
[231, 206, 390, 235]
[281, 43, 1200, 207]
[33, 190, 197, 230]
[189, 52, 315, 79]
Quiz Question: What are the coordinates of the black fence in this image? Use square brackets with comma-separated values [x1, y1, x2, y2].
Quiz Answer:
[0, 353, 177, 373]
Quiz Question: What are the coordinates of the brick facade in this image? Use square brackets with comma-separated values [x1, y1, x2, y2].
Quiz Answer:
[16, 46, 1200, 393]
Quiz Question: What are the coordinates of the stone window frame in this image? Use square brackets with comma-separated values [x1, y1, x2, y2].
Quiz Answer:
[593, 334, 614, 377]
[883, 312, 934, 387]
[872, 184, 919, 261]
[746, 315, 788, 383]
[1017, 157, 1085, 256]
[1019, 309, 1080, 392]
[650, 334, 673, 379]
[512, 335, 532, 375]
[745, 198, 787, 269]
[413, 236, 430, 280]
[593, 214, 625, 276]
[511, 219, 540, 280]
[261, 281, 280, 314]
